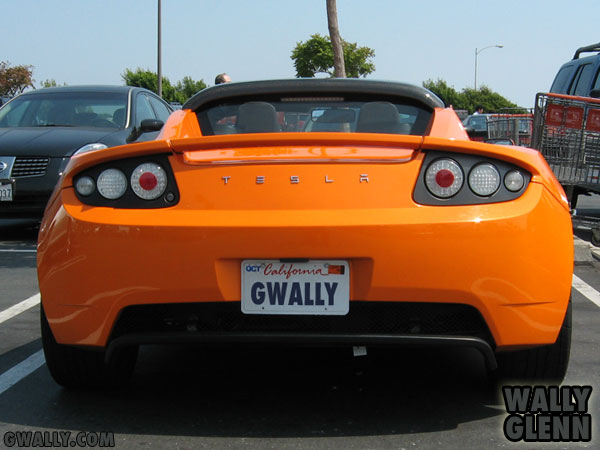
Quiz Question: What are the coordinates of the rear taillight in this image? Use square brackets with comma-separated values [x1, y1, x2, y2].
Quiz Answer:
[425, 158, 464, 198]
[75, 176, 95, 196]
[504, 170, 525, 192]
[468, 163, 500, 196]
[73, 155, 179, 208]
[131, 163, 167, 200]
[97, 169, 127, 199]
[414, 151, 530, 206]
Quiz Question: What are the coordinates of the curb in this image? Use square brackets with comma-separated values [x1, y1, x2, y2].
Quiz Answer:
[574, 236, 600, 265]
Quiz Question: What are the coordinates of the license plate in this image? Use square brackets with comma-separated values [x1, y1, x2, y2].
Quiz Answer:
[0, 182, 13, 201]
[241, 260, 350, 315]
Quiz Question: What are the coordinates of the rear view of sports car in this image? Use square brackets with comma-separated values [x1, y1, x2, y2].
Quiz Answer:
[37, 79, 573, 388]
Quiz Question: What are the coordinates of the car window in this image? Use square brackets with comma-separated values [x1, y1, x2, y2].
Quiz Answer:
[593, 68, 600, 91]
[550, 65, 576, 93]
[198, 99, 432, 136]
[466, 115, 488, 132]
[135, 93, 157, 126]
[148, 95, 172, 122]
[569, 64, 594, 96]
[0, 92, 128, 128]
[0, 99, 29, 127]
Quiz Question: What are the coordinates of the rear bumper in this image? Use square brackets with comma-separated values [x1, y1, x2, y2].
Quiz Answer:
[37, 181, 573, 351]
[106, 332, 498, 370]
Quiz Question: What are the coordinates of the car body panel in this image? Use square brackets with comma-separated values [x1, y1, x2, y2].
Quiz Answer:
[37, 79, 573, 365]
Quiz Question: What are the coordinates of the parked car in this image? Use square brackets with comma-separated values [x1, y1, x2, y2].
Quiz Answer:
[0, 86, 173, 218]
[550, 42, 600, 98]
[37, 79, 573, 388]
[462, 113, 492, 141]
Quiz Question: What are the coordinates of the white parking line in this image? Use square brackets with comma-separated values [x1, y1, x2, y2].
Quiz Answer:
[0, 249, 36, 253]
[0, 350, 45, 396]
[572, 274, 600, 308]
[0, 294, 40, 324]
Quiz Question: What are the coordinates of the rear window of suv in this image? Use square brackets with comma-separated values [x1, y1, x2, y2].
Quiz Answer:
[550, 65, 576, 93]
[569, 64, 595, 96]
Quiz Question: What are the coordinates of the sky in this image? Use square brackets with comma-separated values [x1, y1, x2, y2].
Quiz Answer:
[2, 0, 599, 108]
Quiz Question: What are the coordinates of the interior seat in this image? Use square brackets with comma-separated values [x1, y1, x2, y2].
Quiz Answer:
[356, 101, 410, 134]
[112, 108, 126, 127]
[235, 102, 280, 133]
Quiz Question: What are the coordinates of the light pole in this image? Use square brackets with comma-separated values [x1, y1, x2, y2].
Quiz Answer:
[474, 44, 503, 91]
[157, 0, 162, 98]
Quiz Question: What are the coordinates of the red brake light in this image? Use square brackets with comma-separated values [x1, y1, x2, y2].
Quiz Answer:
[425, 159, 464, 198]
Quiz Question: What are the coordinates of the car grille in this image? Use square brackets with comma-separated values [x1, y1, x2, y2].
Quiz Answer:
[111, 302, 495, 346]
[11, 157, 50, 177]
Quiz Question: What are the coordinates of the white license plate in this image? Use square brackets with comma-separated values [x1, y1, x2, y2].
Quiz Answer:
[0, 183, 13, 201]
[241, 260, 350, 315]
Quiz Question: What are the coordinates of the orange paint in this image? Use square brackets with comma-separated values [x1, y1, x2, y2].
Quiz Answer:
[37, 105, 573, 353]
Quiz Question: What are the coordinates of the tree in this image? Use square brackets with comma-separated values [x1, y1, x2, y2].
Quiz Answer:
[173, 76, 207, 104]
[0, 61, 34, 96]
[326, 0, 345, 78]
[291, 34, 375, 78]
[40, 79, 67, 88]
[423, 78, 524, 113]
[121, 68, 206, 104]
[122, 68, 176, 102]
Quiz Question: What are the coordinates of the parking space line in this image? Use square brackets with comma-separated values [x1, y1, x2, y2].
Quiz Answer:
[572, 274, 600, 308]
[0, 350, 45, 396]
[0, 249, 36, 252]
[0, 294, 40, 324]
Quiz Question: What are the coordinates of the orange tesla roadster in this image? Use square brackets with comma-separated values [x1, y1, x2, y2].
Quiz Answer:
[37, 79, 573, 388]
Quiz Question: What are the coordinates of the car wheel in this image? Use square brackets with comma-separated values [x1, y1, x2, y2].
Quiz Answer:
[40, 305, 137, 389]
[493, 299, 571, 383]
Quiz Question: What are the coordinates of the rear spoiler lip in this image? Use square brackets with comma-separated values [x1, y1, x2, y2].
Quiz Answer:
[169, 132, 424, 153]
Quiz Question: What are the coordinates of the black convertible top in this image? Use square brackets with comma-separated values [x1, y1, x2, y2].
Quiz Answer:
[183, 79, 444, 111]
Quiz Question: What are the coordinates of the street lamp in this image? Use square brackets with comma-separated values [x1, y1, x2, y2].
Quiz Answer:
[157, 0, 162, 98]
[474, 44, 503, 91]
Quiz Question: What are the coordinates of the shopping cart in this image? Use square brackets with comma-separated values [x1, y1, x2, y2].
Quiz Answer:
[532, 92, 600, 244]
[487, 114, 533, 147]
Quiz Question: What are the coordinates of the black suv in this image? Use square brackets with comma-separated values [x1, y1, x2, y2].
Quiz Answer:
[550, 42, 600, 98]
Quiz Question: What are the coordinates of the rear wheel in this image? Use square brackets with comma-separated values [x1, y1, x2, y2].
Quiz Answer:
[41, 305, 137, 389]
[493, 300, 571, 383]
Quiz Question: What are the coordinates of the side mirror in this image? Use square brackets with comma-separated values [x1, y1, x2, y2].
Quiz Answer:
[590, 89, 600, 99]
[140, 118, 164, 133]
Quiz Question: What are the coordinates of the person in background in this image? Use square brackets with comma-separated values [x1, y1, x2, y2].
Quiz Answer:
[473, 105, 484, 115]
[215, 73, 232, 85]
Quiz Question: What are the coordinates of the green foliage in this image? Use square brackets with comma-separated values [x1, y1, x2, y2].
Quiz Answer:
[423, 79, 525, 113]
[40, 79, 67, 88]
[291, 33, 375, 78]
[121, 68, 206, 104]
[0, 61, 34, 96]
[173, 76, 207, 104]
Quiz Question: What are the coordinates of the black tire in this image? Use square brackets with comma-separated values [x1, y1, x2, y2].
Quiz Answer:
[41, 305, 138, 389]
[493, 300, 571, 383]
